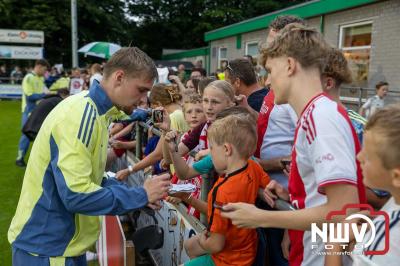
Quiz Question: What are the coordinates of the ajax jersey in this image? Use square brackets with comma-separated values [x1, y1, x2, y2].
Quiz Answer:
[288, 93, 366, 266]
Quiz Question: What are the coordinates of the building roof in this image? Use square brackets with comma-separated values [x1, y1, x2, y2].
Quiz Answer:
[204, 0, 378, 42]
[161, 47, 209, 60]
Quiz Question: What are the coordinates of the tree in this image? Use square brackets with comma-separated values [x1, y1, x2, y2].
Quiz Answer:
[0, 0, 129, 67]
[0, 0, 304, 66]
[126, 0, 304, 58]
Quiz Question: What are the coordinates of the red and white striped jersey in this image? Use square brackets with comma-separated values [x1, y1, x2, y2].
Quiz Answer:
[288, 93, 366, 266]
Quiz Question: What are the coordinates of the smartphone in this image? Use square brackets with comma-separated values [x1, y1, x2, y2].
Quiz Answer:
[152, 109, 164, 123]
[281, 159, 291, 167]
[213, 201, 231, 212]
[174, 136, 179, 152]
[275, 199, 296, 211]
[213, 202, 224, 210]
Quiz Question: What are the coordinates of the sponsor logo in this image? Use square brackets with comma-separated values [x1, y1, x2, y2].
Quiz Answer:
[311, 204, 389, 255]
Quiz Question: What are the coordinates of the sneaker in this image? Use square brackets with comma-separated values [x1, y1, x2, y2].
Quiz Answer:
[15, 159, 26, 167]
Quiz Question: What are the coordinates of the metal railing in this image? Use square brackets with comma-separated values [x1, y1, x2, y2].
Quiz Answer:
[340, 86, 400, 109]
[0, 76, 23, 84]
[134, 121, 211, 224]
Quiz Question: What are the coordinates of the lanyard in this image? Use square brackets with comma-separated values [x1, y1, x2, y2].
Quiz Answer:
[207, 164, 248, 232]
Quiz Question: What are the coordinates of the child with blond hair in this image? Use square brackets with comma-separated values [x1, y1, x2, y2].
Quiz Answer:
[115, 83, 188, 180]
[221, 24, 366, 266]
[326, 105, 400, 265]
[165, 93, 206, 218]
[176, 80, 236, 158]
[182, 114, 270, 266]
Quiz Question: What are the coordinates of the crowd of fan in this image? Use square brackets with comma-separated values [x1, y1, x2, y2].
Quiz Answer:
[12, 15, 399, 266]
[101, 16, 398, 266]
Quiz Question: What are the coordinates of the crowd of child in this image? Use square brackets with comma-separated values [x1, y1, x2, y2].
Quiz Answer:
[99, 15, 399, 266]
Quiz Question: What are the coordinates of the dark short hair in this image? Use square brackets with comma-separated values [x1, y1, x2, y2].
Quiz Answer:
[243, 55, 254, 63]
[376, 81, 389, 90]
[198, 77, 216, 95]
[225, 58, 257, 86]
[190, 78, 200, 91]
[191, 67, 206, 77]
[269, 15, 306, 31]
[35, 59, 50, 68]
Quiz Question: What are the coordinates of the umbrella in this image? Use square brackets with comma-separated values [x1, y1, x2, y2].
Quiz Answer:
[78, 42, 121, 59]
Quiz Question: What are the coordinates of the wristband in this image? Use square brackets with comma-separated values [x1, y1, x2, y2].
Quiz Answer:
[128, 165, 134, 173]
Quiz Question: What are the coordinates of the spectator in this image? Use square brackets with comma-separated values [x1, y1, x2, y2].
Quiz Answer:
[183, 115, 270, 266]
[80, 69, 89, 90]
[49, 71, 70, 92]
[10, 66, 23, 84]
[194, 60, 203, 68]
[165, 93, 206, 219]
[115, 83, 189, 180]
[255, 15, 306, 183]
[164, 106, 257, 182]
[224, 58, 268, 112]
[0, 64, 8, 83]
[190, 67, 206, 79]
[185, 78, 200, 93]
[176, 80, 236, 159]
[359, 81, 389, 119]
[177, 64, 187, 82]
[222, 23, 366, 266]
[69, 67, 84, 95]
[326, 105, 400, 265]
[254, 16, 307, 266]
[321, 48, 390, 210]
[243, 54, 254, 65]
[198, 77, 216, 96]
[89, 63, 103, 87]
[45, 67, 60, 88]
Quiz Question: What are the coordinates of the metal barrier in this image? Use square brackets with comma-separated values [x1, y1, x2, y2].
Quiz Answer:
[0, 76, 23, 84]
[134, 121, 212, 224]
[0, 81, 22, 99]
[340, 86, 400, 109]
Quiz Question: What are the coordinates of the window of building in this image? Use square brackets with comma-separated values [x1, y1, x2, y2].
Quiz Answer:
[339, 21, 372, 86]
[245, 42, 259, 57]
[218, 47, 228, 69]
[245, 41, 259, 65]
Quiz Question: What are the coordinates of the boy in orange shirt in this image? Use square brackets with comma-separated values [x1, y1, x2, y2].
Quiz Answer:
[182, 114, 270, 266]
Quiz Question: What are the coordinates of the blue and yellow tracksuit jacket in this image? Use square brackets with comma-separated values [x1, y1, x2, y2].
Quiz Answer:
[21, 72, 46, 114]
[8, 82, 148, 258]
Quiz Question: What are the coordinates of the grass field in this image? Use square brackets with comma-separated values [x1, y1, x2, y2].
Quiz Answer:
[0, 100, 26, 265]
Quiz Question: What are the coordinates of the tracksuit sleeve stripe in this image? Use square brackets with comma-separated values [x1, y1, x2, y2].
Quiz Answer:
[49, 135, 149, 215]
[82, 105, 93, 144]
[86, 112, 96, 147]
[77, 103, 89, 139]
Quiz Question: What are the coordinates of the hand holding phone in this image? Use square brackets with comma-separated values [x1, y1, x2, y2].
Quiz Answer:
[280, 159, 291, 167]
[152, 109, 164, 123]
[280, 159, 291, 173]
[213, 201, 231, 212]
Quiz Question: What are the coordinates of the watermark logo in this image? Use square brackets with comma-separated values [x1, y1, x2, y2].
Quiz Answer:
[311, 204, 389, 255]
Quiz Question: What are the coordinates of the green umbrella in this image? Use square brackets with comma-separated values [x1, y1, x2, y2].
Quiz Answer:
[78, 42, 121, 59]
